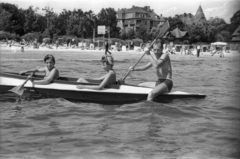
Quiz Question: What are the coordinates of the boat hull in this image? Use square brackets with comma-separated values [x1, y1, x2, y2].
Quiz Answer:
[0, 72, 206, 104]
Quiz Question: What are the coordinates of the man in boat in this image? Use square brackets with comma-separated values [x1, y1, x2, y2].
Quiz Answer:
[129, 39, 173, 101]
[19, 54, 59, 84]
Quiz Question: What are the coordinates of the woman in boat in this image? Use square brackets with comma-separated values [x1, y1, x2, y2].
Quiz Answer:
[76, 55, 116, 90]
[19, 54, 59, 84]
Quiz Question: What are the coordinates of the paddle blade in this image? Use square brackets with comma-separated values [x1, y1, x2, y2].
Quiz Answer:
[156, 20, 170, 39]
[8, 75, 32, 96]
[9, 85, 25, 96]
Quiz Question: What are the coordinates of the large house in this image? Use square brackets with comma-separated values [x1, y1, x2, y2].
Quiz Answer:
[116, 6, 166, 33]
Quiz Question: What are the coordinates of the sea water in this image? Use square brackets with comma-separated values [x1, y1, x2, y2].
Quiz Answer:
[0, 50, 240, 159]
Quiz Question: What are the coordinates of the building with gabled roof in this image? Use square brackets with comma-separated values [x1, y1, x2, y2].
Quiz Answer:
[163, 27, 189, 44]
[116, 5, 166, 33]
[231, 25, 240, 42]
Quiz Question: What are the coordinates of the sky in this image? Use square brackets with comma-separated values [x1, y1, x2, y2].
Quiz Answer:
[1, 0, 237, 21]
[1, 0, 217, 14]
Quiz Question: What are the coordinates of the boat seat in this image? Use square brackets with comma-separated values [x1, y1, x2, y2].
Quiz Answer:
[110, 84, 120, 89]
[57, 77, 69, 81]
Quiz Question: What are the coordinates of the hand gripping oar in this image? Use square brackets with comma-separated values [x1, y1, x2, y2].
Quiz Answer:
[121, 51, 148, 81]
[9, 74, 32, 96]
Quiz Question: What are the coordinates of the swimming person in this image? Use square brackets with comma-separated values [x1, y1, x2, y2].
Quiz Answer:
[19, 54, 59, 84]
[76, 55, 116, 90]
[129, 40, 173, 101]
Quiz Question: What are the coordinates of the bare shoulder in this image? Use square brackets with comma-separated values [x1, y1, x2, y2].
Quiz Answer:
[108, 70, 116, 76]
[53, 68, 59, 76]
[53, 67, 59, 73]
[50, 68, 59, 78]
[159, 53, 169, 61]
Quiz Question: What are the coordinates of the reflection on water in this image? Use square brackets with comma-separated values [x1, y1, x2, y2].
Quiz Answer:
[0, 50, 240, 158]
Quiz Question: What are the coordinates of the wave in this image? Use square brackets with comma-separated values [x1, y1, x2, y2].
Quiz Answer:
[71, 59, 130, 63]
[2, 59, 42, 62]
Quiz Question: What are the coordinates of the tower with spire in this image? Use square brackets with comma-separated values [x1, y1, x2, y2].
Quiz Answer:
[177, 5, 206, 25]
[194, 5, 206, 23]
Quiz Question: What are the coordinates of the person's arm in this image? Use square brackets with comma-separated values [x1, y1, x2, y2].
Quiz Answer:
[19, 67, 45, 75]
[77, 72, 114, 90]
[132, 62, 152, 71]
[32, 68, 58, 85]
[144, 49, 167, 68]
[155, 54, 168, 68]
[90, 74, 106, 81]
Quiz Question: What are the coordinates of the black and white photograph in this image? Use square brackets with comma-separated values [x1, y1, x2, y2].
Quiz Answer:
[0, 0, 240, 158]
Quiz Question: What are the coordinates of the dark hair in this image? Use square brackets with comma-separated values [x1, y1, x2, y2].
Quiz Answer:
[44, 54, 55, 63]
[101, 55, 114, 66]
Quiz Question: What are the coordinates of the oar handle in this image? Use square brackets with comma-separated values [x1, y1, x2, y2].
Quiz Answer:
[122, 52, 146, 81]
[122, 39, 157, 81]
[20, 74, 33, 87]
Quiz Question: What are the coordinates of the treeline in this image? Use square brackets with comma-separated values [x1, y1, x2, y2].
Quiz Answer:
[0, 2, 239, 43]
[0, 3, 120, 42]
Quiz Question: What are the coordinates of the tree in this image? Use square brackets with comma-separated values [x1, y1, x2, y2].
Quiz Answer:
[56, 9, 71, 36]
[83, 10, 96, 38]
[186, 17, 229, 43]
[136, 24, 150, 42]
[167, 16, 185, 31]
[230, 10, 240, 25]
[0, 10, 12, 31]
[24, 6, 37, 33]
[34, 14, 47, 33]
[0, 3, 25, 35]
[97, 8, 120, 38]
[42, 6, 58, 39]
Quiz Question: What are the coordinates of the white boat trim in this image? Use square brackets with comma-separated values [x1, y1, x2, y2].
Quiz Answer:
[0, 76, 152, 94]
[0, 76, 206, 97]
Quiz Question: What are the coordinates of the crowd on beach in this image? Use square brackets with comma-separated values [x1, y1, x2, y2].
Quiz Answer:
[1, 37, 231, 58]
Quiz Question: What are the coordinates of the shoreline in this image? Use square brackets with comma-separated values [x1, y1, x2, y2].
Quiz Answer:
[1, 45, 239, 57]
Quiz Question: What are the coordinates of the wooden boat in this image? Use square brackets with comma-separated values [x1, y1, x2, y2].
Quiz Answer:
[0, 72, 206, 104]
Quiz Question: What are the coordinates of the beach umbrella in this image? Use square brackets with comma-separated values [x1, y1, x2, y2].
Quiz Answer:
[211, 42, 227, 46]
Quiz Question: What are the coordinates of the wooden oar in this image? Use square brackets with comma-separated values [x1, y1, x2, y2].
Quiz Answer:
[121, 21, 170, 81]
[121, 52, 147, 81]
[9, 75, 32, 96]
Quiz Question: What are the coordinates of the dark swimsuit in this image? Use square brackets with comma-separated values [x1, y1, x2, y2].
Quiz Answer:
[156, 79, 173, 92]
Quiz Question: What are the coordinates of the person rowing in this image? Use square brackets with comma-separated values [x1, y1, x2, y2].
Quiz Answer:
[129, 39, 173, 101]
[19, 54, 59, 84]
[76, 55, 116, 90]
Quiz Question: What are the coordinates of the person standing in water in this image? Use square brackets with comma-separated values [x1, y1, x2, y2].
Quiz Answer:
[197, 45, 201, 57]
[104, 40, 111, 55]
